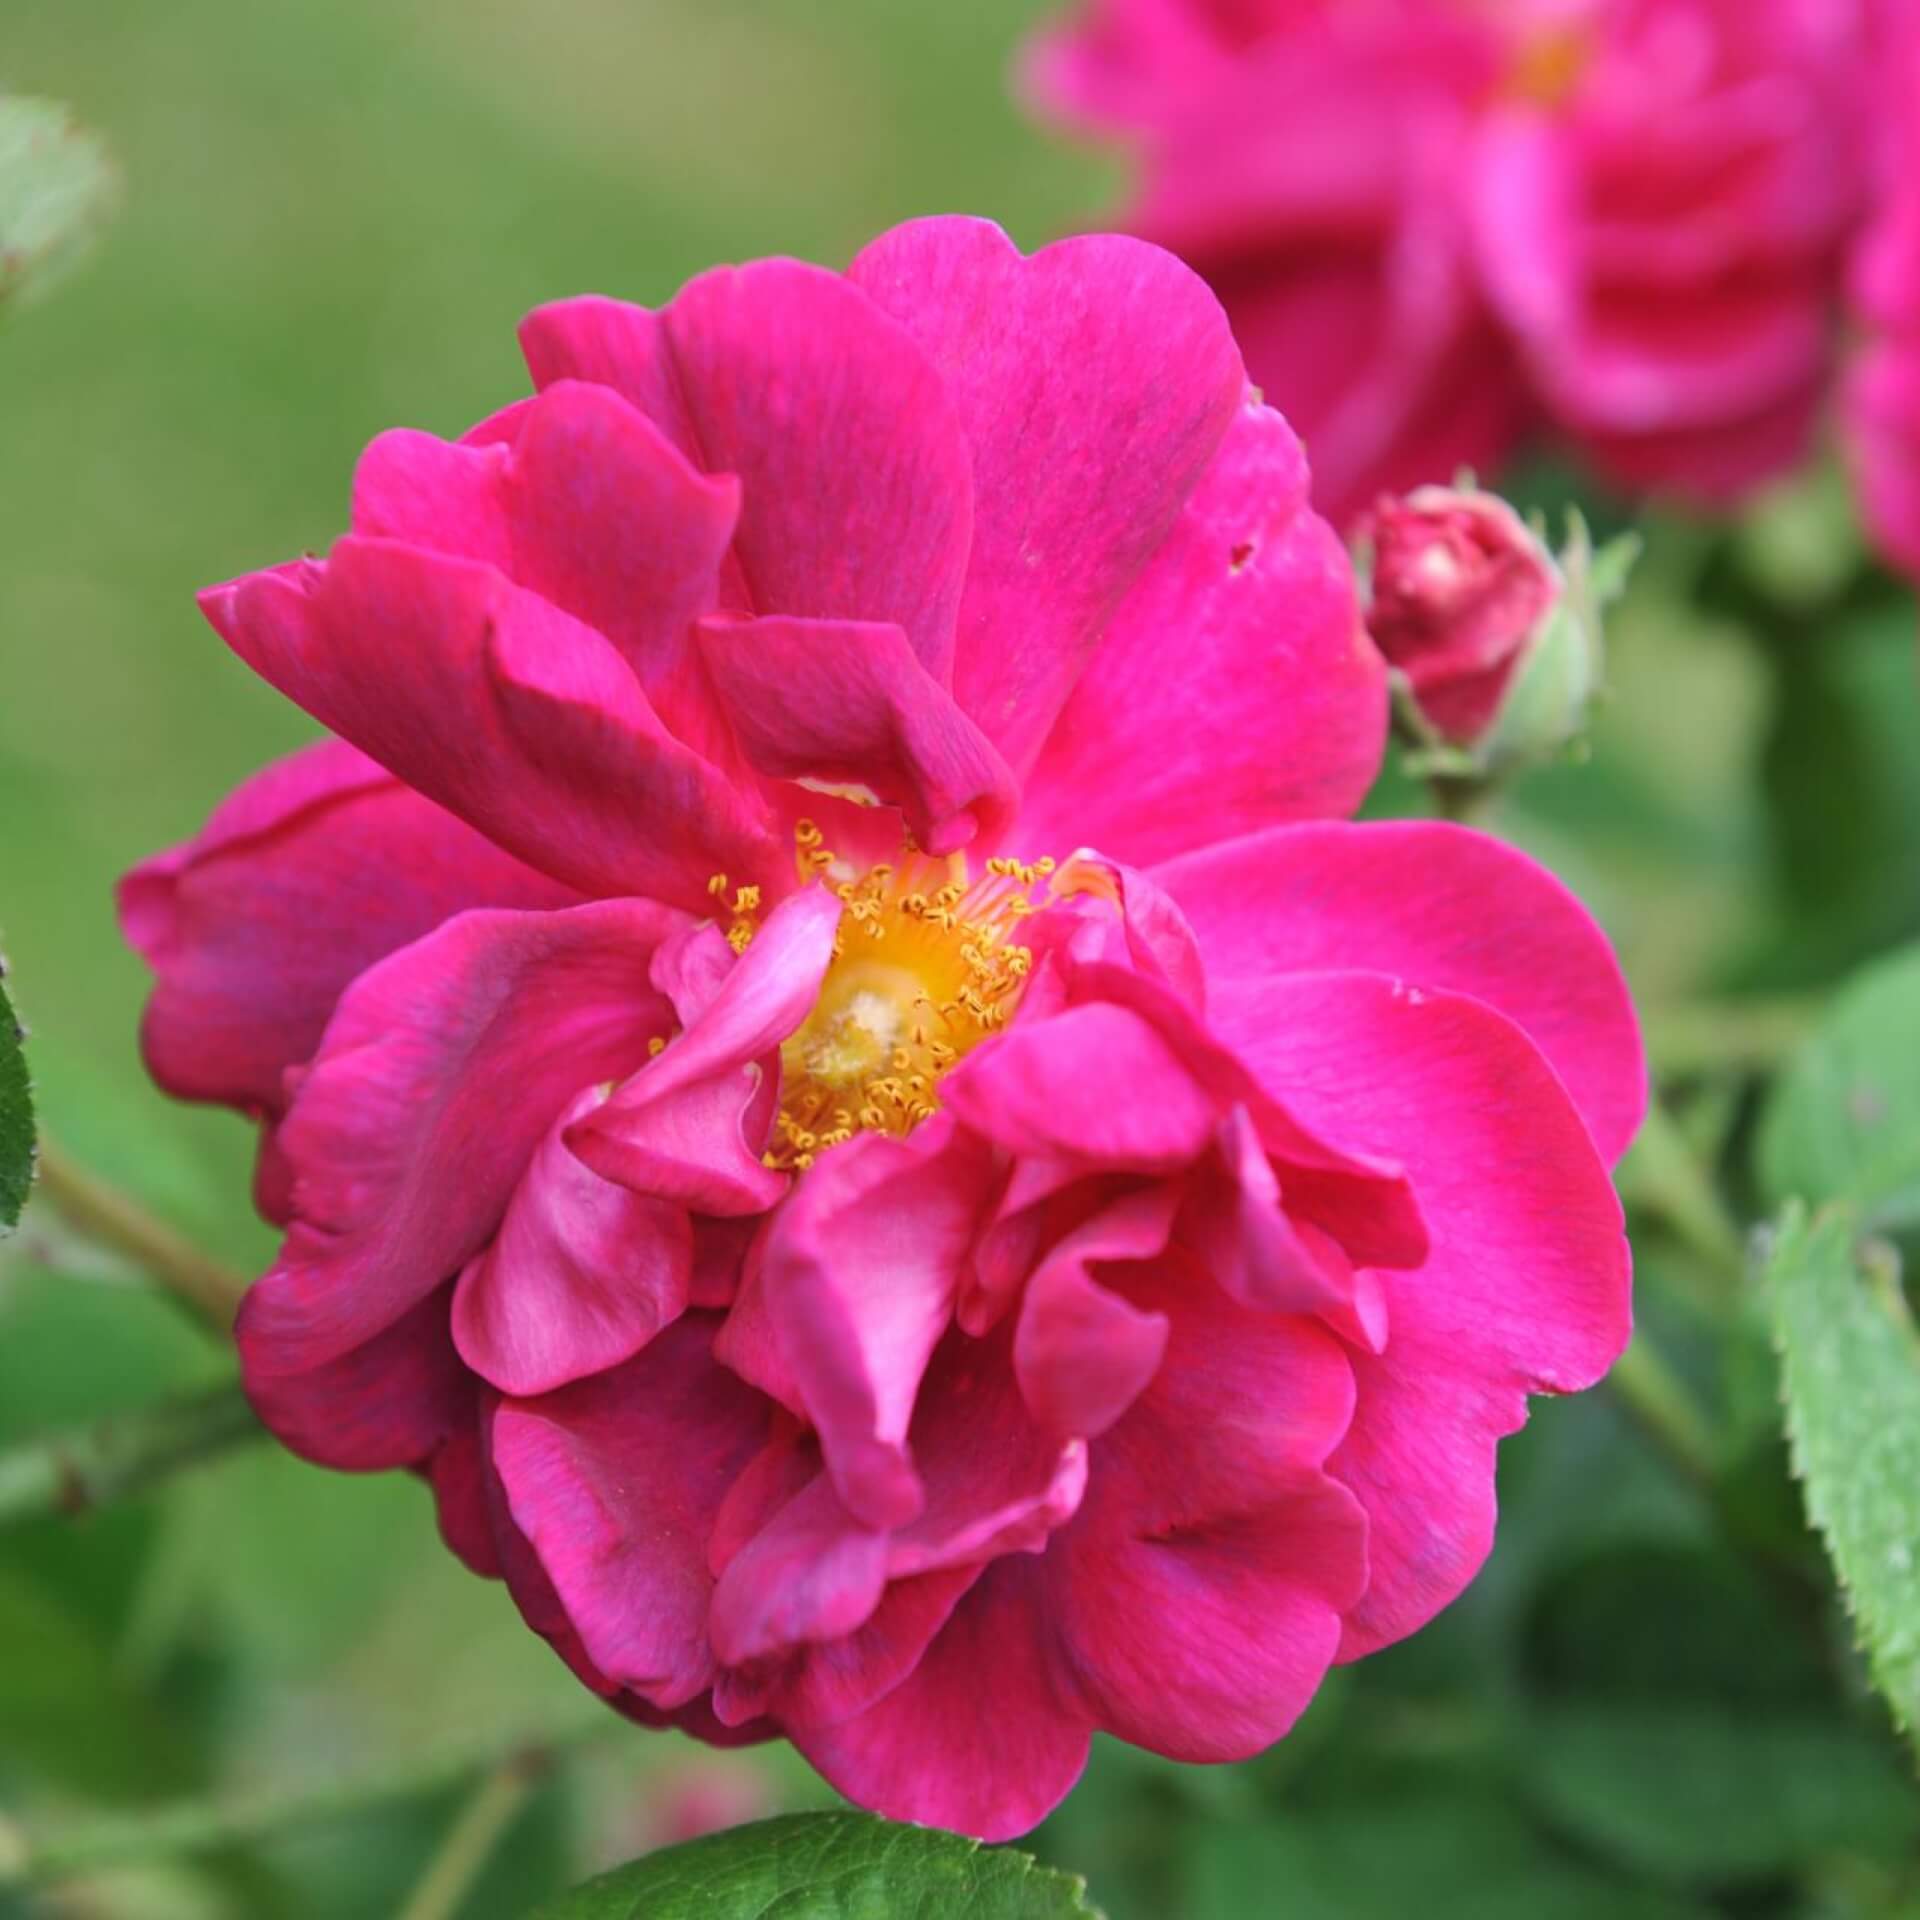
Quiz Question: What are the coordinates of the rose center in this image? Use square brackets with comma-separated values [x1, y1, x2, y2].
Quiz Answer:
[744, 822, 1053, 1172]
[1503, 21, 1591, 109]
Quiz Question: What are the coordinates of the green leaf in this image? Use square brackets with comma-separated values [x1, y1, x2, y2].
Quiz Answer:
[529, 1812, 1104, 1920]
[0, 97, 117, 310]
[1758, 945, 1920, 1225]
[0, 967, 33, 1231]
[1518, 1701, 1916, 1883]
[1768, 1201, 1920, 1743]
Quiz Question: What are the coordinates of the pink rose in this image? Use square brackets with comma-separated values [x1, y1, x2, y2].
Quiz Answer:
[122, 217, 1642, 1838]
[1361, 486, 1562, 745]
[1027, 0, 1872, 522]
[1846, 11, 1920, 577]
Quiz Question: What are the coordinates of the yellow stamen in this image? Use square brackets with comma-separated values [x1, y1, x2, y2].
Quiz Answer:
[762, 821, 1056, 1175]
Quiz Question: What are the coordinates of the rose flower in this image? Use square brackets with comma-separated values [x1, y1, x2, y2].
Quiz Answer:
[122, 217, 1642, 1838]
[1026, 0, 1872, 523]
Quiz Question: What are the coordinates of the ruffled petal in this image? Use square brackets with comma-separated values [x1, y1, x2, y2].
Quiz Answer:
[205, 539, 775, 910]
[1013, 1186, 1176, 1440]
[1155, 820, 1646, 1163]
[1208, 970, 1632, 1657]
[120, 739, 572, 1115]
[1019, 402, 1385, 863]
[568, 887, 842, 1215]
[795, 1558, 1092, 1841]
[450, 1087, 693, 1398]
[239, 899, 681, 1378]
[848, 217, 1244, 772]
[940, 1001, 1219, 1171]
[740, 1120, 992, 1531]
[351, 380, 742, 760]
[696, 614, 1017, 856]
[519, 264, 975, 679]
[1043, 1250, 1366, 1761]
[490, 1314, 772, 1709]
[241, 1282, 467, 1473]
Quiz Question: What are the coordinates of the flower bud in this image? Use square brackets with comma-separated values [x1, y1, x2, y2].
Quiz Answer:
[1360, 486, 1560, 742]
[1357, 483, 1633, 780]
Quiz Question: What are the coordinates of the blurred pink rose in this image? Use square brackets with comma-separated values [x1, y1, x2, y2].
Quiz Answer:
[1846, 8, 1920, 577]
[123, 216, 1641, 1838]
[643, 1760, 773, 1850]
[1028, 0, 1872, 523]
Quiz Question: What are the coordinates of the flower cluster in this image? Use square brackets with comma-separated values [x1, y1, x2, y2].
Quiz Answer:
[123, 218, 1642, 1838]
[1027, 0, 1882, 525]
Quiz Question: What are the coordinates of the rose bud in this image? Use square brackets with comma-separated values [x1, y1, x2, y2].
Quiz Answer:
[1359, 484, 1631, 778]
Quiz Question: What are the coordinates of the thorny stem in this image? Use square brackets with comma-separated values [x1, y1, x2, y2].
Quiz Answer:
[394, 1751, 553, 1920]
[0, 1715, 616, 1889]
[0, 1380, 263, 1529]
[33, 1136, 248, 1330]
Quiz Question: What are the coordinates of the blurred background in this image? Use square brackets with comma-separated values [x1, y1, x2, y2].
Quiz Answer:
[4, 2, 1920, 1916]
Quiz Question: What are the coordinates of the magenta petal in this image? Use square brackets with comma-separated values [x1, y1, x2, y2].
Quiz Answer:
[572, 1068, 784, 1217]
[849, 217, 1245, 772]
[1210, 970, 1632, 1656]
[706, 1433, 976, 1732]
[1039, 854, 1208, 1010]
[1156, 820, 1647, 1163]
[715, 1325, 1086, 1731]
[569, 888, 842, 1214]
[352, 381, 742, 758]
[491, 1314, 770, 1709]
[1045, 1253, 1367, 1762]
[887, 1324, 1089, 1577]
[209, 538, 774, 911]
[240, 1282, 466, 1473]
[521, 266, 975, 679]
[709, 1470, 889, 1668]
[697, 614, 1017, 855]
[429, 1413, 503, 1579]
[1021, 401, 1386, 863]
[796, 1559, 1092, 1841]
[752, 1122, 991, 1530]
[650, 922, 738, 1029]
[717, 1567, 979, 1735]
[120, 739, 573, 1116]
[240, 899, 680, 1377]
[1013, 1187, 1175, 1439]
[451, 1087, 693, 1397]
[1184, 1106, 1387, 1350]
[941, 1001, 1218, 1170]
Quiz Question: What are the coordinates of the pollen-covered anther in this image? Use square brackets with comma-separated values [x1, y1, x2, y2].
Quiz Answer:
[762, 820, 1053, 1173]
[709, 870, 763, 955]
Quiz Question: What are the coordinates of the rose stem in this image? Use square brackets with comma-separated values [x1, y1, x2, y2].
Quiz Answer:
[0, 1379, 263, 1530]
[32, 1135, 249, 1330]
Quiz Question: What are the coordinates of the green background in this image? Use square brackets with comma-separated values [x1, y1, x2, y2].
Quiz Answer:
[6, 3, 1920, 1916]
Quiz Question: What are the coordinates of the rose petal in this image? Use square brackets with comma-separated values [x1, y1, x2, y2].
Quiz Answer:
[1155, 819, 1647, 1163]
[240, 899, 680, 1377]
[849, 217, 1245, 772]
